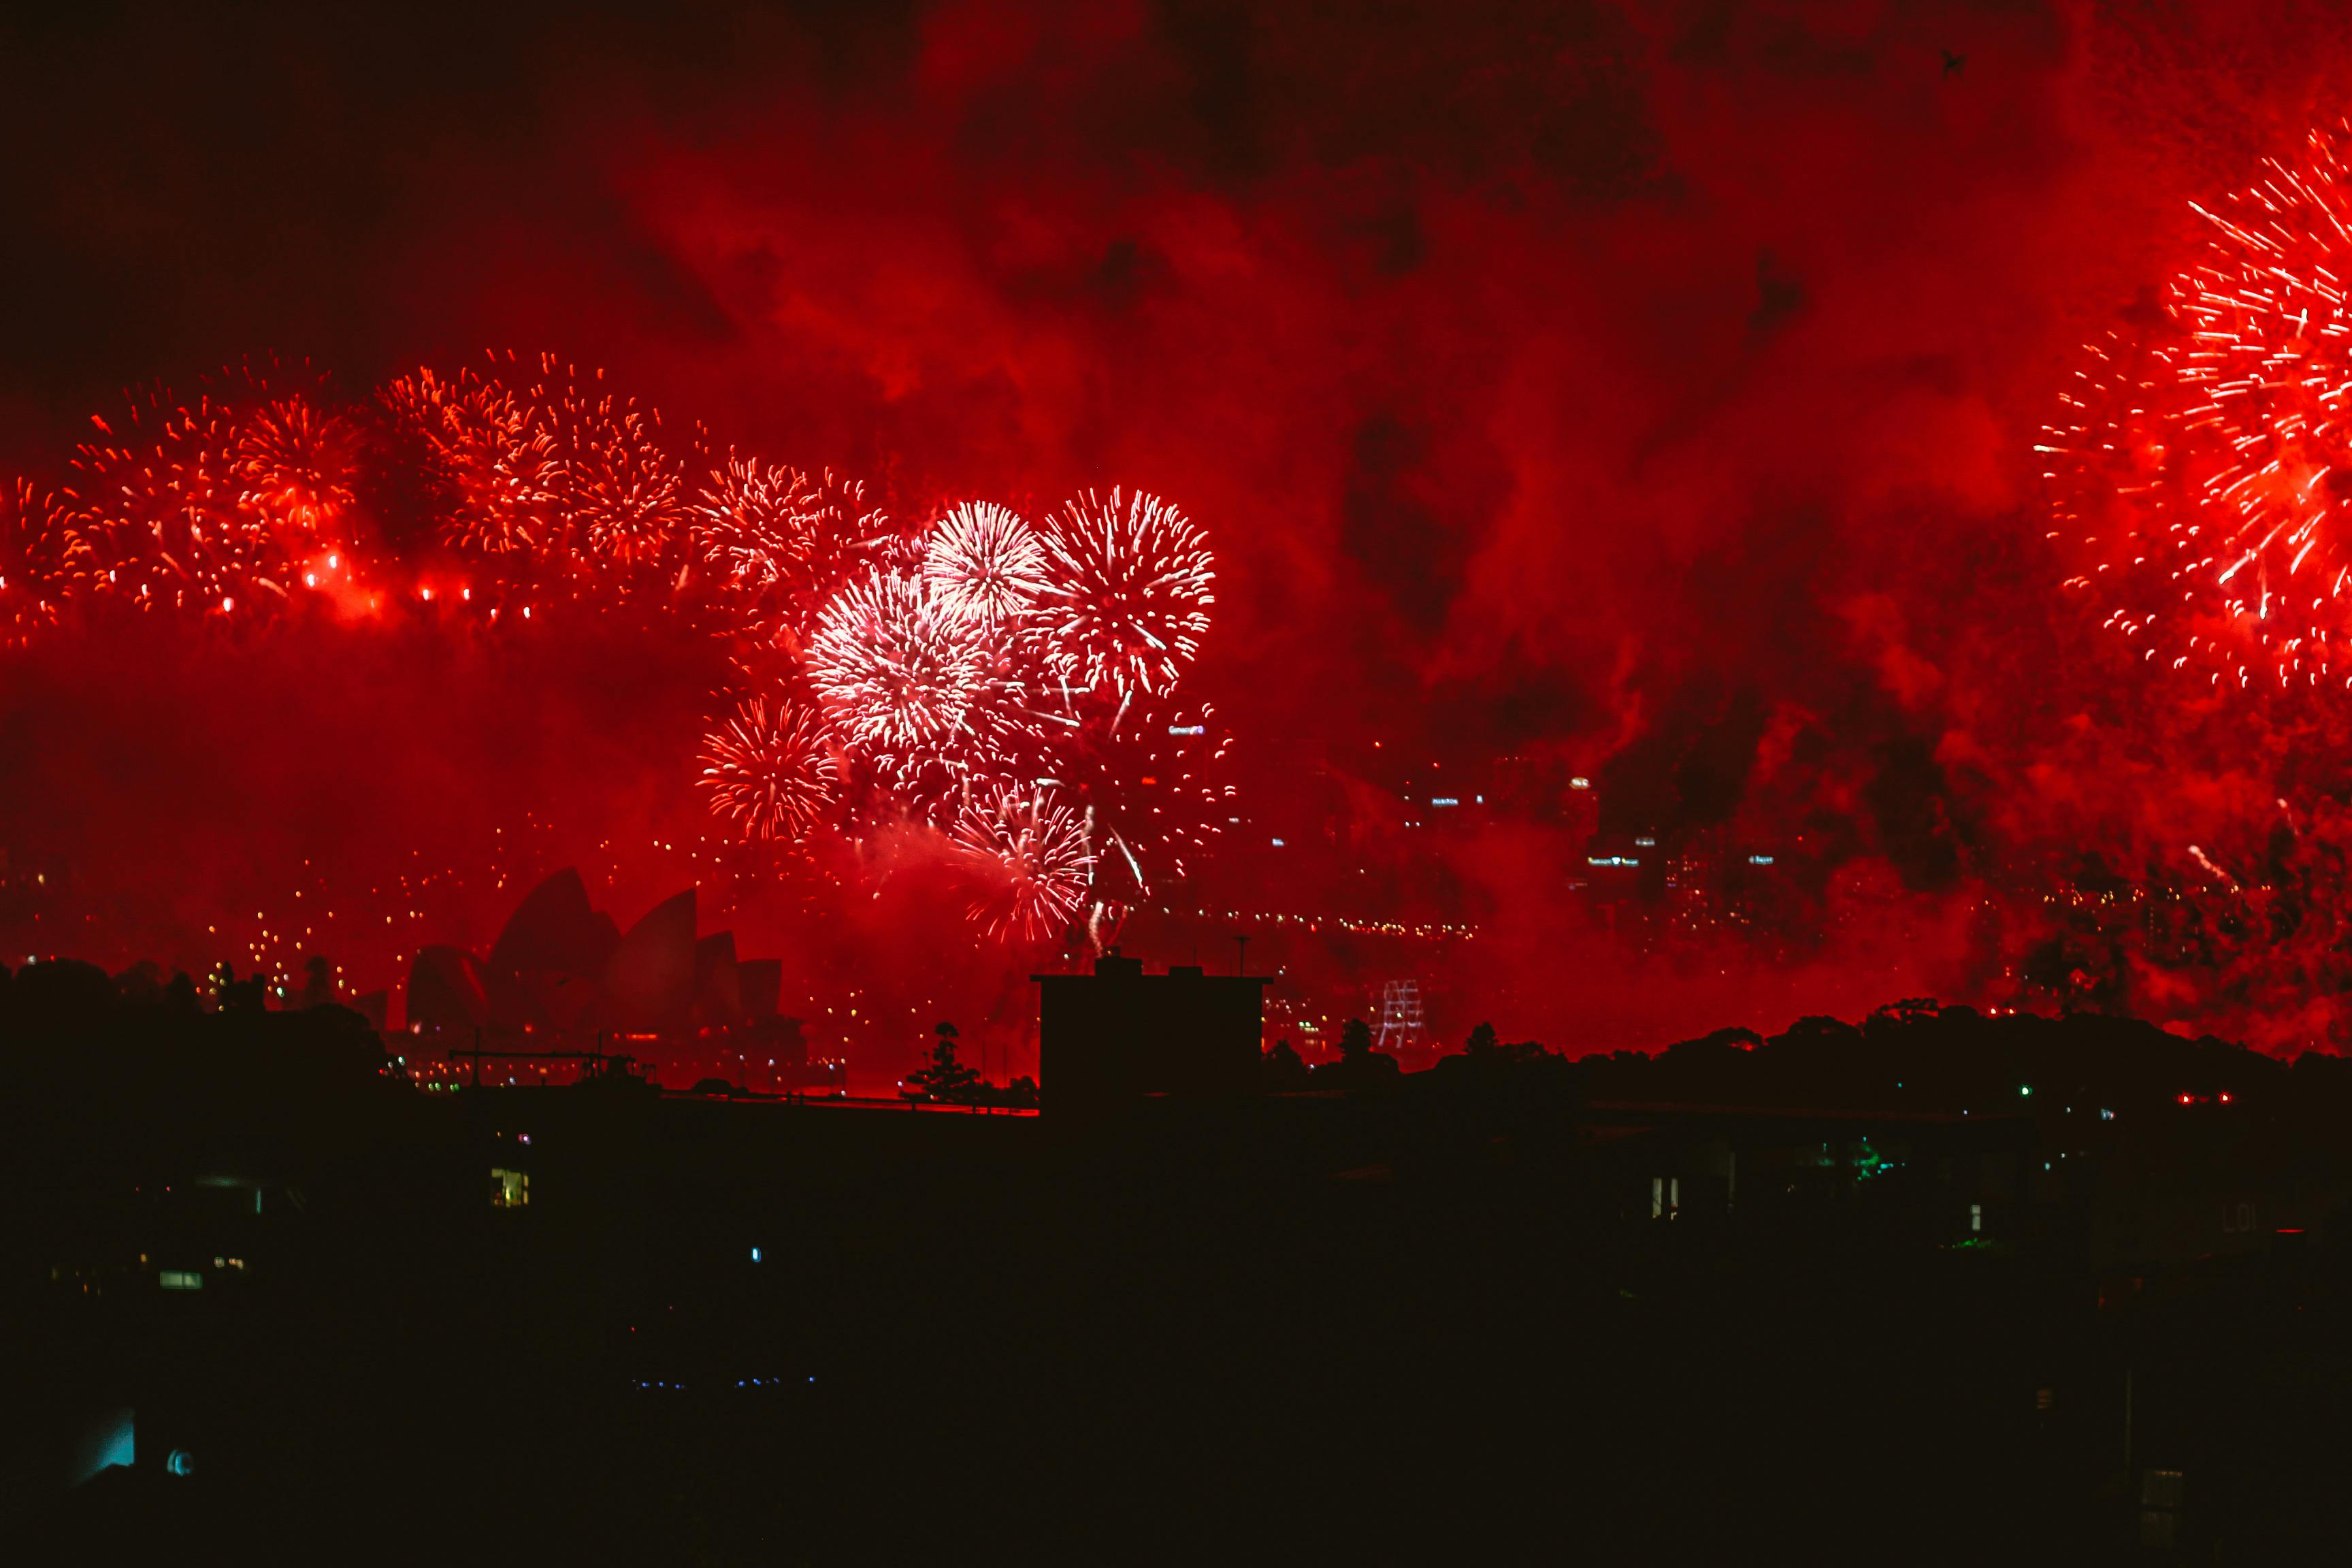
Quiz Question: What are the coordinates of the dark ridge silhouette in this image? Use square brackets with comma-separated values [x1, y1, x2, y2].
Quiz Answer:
[13, 954, 2352, 1558]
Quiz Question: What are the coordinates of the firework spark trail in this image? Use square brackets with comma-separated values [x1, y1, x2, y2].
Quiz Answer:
[2187, 844, 2243, 890]
[698, 695, 840, 842]
[923, 501, 1045, 622]
[950, 783, 1094, 941]
[2055, 123, 2352, 689]
[1034, 488, 1214, 700]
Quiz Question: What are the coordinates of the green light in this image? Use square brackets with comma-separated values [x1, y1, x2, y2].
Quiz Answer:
[2019, 1085, 2032, 1096]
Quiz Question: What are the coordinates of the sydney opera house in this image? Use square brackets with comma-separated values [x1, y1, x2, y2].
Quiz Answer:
[399, 868, 835, 1092]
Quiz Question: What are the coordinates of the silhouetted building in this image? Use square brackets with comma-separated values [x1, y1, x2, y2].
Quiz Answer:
[406, 945, 489, 1032]
[602, 890, 698, 1034]
[397, 871, 823, 1086]
[1579, 1100, 2036, 1235]
[485, 866, 621, 1030]
[1033, 952, 1269, 1110]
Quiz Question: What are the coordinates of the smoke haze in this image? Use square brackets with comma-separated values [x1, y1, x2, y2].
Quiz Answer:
[12, 2, 2352, 1060]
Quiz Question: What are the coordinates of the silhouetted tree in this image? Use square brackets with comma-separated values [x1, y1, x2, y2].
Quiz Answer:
[10, 959, 115, 1029]
[115, 961, 165, 1007]
[216, 963, 268, 1015]
[1465, 1021, 1499, 1057]
[1316, 1017, 1401, 1090]
[1262, 1036, 1309, 1090]
[906, 1021, 981, 1104]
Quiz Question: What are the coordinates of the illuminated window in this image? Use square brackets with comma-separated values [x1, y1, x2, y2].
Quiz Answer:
[1650, 1177, 1679, 1220]
[1970, 1203, 1982, 1234]
[159, 1271, 203, 1291]
[491, 1168, 529, 1208]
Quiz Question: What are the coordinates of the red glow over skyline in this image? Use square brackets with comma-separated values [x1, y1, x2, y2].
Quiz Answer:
[18, 5, 2352, 1068]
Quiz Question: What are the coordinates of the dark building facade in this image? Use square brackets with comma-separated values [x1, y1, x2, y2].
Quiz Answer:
[1033, 953, 1269, 1109]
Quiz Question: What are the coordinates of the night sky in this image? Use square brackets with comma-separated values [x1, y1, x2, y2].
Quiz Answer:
[9, 2, 2352, 1060]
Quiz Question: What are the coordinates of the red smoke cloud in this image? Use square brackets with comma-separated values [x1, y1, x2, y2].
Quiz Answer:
[14, 3, 2352, 1060]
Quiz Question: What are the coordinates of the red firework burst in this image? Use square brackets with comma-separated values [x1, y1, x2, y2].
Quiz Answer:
[67, 366, 361, 617]
[234, 395, 359, 540]
[380, 353, 683, 581]
[805, 570, 991, 759]
[523, 354, 685, 571]
[692, 457, 894, 614]
[2054, 123, 2352, 689]
[1, 479, 93, 644]
[923, 501, 1044, 622]
[1035, 695, 1234, 889]
[951, 783, 1094, 941]
[380, 361, 555, 555]
[1034, 487, 1214, 700]
[698, 695, 841, 841]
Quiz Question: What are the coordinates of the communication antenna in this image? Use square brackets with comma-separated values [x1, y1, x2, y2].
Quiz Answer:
[1376, 979, 1424, 1053]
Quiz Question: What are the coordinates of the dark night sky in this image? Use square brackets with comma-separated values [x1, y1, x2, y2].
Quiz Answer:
[10, 1, 2352, 1051]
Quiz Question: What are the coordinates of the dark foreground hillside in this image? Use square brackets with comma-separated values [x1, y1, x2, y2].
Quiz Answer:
[8, 969, 2352, 1559]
